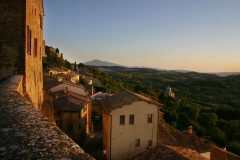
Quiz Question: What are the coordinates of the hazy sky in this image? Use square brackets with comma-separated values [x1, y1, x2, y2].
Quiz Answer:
[43, 0, 240, 72]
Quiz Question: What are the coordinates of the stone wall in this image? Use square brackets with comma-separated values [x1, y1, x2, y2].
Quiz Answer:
[0, 0, 25, 81]
[0, 75, 94, 160]
[0, 0, 44, 108]
[25, 0, 44, 108]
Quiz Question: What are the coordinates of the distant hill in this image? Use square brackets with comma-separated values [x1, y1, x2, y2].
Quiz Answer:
[214, 72, 240, 77]
[85, 59, 239, 76]
[84, 59, 120, 67]
[93, 66, 160, 73]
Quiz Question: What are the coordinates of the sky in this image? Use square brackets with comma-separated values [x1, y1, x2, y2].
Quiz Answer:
[43, 0, 240, 72]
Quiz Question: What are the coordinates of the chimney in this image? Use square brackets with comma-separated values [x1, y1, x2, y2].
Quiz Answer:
[187, 125, 193, 134]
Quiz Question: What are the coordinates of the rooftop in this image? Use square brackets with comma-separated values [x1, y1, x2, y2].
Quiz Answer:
[101, 91, 162, 112]
[54, 96, 86, 112]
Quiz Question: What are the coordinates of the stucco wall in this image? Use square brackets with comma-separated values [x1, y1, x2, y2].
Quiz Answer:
[61, 112, 81, 141]
[103, 112, 111, 160]
[109, 101, 159, 160]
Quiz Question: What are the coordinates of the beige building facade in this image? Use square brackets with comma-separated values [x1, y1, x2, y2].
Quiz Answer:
[102, 91, 161, 160]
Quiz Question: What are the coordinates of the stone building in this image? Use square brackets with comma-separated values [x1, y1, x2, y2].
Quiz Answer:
[0, 0, 44, 108]
[54, 96, 91, 142]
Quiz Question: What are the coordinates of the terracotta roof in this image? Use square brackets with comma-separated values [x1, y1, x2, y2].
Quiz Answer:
[158, 124, 211, 153]
[101, 91, 162, 112]
[166, 146, 208, 160]
[129, 144, 187, 160]
[54, 97, 85, 112]
[43, 78, 61, 90]
[130, 123, 212, 160]
[129, 143, 209, 160]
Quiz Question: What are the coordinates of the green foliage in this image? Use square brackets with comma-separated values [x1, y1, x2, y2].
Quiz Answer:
[199, 112, 218, 128]
[208, 127, 226, 146]
[42, 46, 72, 69]
[180, 105, 199, 121]
[228, 142, 240, 155]
[84, 66, 240, 155]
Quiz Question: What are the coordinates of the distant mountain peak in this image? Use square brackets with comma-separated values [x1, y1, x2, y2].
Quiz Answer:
[84, 59, 121, 67]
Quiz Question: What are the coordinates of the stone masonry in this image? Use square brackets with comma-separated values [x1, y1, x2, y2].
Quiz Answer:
[0, 75, 94, 160]
[0, 0, 44, 108]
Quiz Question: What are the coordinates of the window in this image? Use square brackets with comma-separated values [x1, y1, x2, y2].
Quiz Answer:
[34, 38, 38, 58]
[40, 15, 43, 29]
[34, 71, 36, 86]
[129, 114, 134, 124]
[135, 139, 140, 147]
[148, 140, 152, 147]
[27, 25, 31, 55]
[40, 47, 42, 59]
[120, 115, 125, 125]
[147, 114, 153, 123]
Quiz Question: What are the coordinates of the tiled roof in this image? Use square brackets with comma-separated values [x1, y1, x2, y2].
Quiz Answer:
[101, 91, 162, 112]
[166, 146, 208, 160]
[0, 76, 94, 159]
[129, 144, 187, 160]
[54, 97, 85, 112]
[43, 77, 61, 90]
[158, 124, 211, 153]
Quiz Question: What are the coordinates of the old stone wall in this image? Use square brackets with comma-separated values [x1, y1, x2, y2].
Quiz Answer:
[0, 0, 25, 81]
[0, 0, 44, 108]
[0, 76, 94, 160]
[25, 0, 44, 108]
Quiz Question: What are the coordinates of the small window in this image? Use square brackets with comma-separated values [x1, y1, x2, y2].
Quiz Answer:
[148, 140, 152, 147]
[34, 38, 38, 58]
[34, 71, 36, 86]
[27, 25, 31, 55]
[40, 15, 43, 29]
[147, 114, 153, 123]
[129, 114, 134, 124]
[120, 115, 125, 125]
[40, 47, 42, 59]
[135, 138, 140, 147]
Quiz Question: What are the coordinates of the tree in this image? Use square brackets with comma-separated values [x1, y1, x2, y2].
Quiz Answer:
[78, 63, 85, 68]
[199, 112, 218, 129]
[181, 105, 199, 121]
[56, 48, 59, 53]
[74, 62, 77, 71]
[209, 127, 226, 146]
[228, 142, 240, 155]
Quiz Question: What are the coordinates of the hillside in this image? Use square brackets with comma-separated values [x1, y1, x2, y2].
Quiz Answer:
[43, 46, 72, 69]
[84, 59, 120, 67]
[84, 65, 240, 155]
